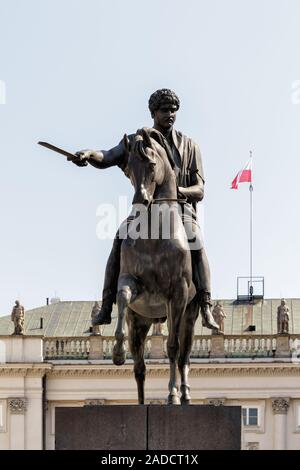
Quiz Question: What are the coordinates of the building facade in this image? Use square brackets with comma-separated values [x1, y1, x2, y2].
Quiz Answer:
[0, 299, 300, 450]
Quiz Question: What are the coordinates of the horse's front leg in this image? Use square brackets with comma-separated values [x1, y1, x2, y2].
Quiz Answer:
[167, 281, 188, 405]
[113, 275, 138, 366]
[178, 296, 199, 405]
[127, 309, 152, 404]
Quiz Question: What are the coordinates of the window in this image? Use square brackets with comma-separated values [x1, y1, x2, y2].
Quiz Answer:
[243, 407, 259, 426]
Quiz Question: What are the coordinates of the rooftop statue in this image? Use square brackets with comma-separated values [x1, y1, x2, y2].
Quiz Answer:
[212, 301, 226, 334]
[11, 300, 25, 335]
[277, 299, 289, 334]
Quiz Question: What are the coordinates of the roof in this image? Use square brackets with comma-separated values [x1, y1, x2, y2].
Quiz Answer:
[1, 299, 300, 337]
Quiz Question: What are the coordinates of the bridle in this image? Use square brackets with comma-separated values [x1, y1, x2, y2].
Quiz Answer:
[152, 197, 187, 204]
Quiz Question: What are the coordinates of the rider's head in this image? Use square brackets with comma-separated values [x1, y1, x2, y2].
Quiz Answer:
[149, 89, 180, 132]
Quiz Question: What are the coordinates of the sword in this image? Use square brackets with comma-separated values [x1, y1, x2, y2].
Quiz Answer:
[38, 141, 77, 161]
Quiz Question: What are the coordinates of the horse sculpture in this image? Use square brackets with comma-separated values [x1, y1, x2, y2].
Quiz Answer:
[112, 128, 200, 405]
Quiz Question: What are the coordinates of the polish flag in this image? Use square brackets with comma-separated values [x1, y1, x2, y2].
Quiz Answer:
[231, 158, 252, 190]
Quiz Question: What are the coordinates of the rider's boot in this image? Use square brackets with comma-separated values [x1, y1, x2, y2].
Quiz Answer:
[199, 290, 219, 331]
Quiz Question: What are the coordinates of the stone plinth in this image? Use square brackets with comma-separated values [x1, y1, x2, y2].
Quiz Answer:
[0, 336, 43, 363]
[55, 405, 241, 450]
[150, 335, 165, 359]
[210, 335, 225, 358]
[56, 406, 147, 450]
[148, 406, 241, 450]
[275, 335, 290, 358]
[89, 335, 104, 359]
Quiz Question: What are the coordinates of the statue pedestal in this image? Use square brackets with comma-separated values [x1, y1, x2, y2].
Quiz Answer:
[89, 335, 104, 359]
[0, 335, 43, 363]
[150, 335, 165, 359]
[55, 405, 241, 450]
[210, 335, 225, 358]
[275, 334, 290, 358]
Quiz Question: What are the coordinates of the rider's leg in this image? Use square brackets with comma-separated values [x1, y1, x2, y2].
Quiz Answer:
[92, 232, 122, 325]
[93, 217, 133, 325]
[191, 248, 218, 330]
[181, 208, 218, 330]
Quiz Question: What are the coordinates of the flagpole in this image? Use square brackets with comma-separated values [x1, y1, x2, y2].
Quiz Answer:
[249, 151, 253, 300]
[231, 154, 254, 300]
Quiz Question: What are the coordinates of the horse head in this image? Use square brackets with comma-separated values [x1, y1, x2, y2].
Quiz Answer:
[124, 128, 169, 208]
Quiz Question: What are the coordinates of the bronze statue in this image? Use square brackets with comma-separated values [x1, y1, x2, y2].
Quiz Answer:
[11, 300, 25, 335]
[106, 127, 203, 404]
[212, 301, 226, 334]
[277, 299, 289, 334]
[73, 89, 218, 333]
[40, 90, 219, 404]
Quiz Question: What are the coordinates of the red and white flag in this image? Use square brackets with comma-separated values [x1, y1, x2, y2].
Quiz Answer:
[231, 158, 252, 190]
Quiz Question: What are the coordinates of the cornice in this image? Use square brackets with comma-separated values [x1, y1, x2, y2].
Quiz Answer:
[47, 363, 300, 378]
[0, 364, 52, 377]
[190, 364, 300, 377]
[1, 362, 299, 378]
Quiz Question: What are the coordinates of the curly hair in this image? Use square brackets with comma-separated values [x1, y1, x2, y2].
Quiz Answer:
[148, 89, 180, 114]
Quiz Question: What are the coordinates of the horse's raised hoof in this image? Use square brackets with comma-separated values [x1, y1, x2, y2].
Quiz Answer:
[167, 394, 181, 405]
[112, 343, 126, 366]
[92, 307, 112, 326]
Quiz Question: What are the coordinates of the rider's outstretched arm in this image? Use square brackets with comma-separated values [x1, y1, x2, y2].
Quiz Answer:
[73, 140, 126, 169]
[88, 142, 126, 169]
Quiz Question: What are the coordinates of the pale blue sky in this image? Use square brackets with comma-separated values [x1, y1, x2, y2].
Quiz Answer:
[0, 0, 300, 315]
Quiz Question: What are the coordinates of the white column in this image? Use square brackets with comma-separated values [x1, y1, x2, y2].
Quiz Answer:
[8, 398, 27, 450]
[25, 377, 43, 450]
[272, 398, 290, 450]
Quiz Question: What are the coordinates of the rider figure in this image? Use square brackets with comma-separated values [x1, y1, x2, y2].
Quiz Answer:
[73, 89, 218, 330]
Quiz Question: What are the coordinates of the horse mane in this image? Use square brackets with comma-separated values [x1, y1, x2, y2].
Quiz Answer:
[135, 127, 175, 170]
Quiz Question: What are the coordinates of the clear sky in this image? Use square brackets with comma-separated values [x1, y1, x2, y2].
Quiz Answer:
[1, 0, 300, 316]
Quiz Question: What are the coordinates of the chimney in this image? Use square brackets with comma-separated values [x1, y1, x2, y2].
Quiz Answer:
[46, 298, 49, 305]
[40, 318, 44, 329]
